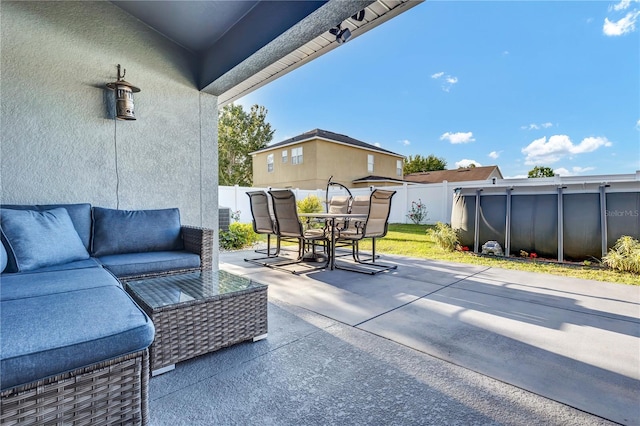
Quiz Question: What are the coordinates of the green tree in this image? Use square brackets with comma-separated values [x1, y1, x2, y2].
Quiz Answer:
[527, 166, 555, 178]
[403, 154, 447, 175]
[218, 103, 274, 186]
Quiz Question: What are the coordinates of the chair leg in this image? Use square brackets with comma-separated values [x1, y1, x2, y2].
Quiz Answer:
[253, 234, 280, 256]
[258, 238, 330, 274]
[335, 238, 397, 275]
[244, 234, 283, 265]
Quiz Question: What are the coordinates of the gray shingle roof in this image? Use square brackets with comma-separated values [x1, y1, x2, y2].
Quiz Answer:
[252, 129, 403, 157]
[352, 175, 406, 183]
[404, 166, 503, 183]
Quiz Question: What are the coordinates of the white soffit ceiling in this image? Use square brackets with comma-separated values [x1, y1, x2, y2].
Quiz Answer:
[218, 0, 422, 106]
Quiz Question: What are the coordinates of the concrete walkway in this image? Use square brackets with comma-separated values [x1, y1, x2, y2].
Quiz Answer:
[150, 250, 639, 425]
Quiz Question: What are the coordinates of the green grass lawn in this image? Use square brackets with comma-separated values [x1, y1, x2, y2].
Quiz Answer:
[252, 223, 638, 285]
[356, 224, 639, 285]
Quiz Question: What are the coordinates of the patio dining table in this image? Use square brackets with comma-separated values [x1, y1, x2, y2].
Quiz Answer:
[298, 212, 367, 270]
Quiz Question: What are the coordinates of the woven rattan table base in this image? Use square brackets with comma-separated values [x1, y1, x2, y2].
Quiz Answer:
[127, 278, 268, 373]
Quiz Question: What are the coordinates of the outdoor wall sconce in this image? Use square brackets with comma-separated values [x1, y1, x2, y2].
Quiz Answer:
[106, 64, 140, 120]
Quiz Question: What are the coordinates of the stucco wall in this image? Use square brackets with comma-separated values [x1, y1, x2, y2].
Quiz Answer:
[1, 1, 219, 265]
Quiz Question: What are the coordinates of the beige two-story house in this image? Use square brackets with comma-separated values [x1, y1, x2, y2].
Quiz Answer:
[250, 129, 405, 189]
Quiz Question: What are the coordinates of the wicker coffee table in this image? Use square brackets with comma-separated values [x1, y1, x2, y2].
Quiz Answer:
[124, 270, 268, 375]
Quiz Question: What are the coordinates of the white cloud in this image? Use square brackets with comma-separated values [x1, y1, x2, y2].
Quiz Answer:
[374, 142, 381, 147]
[431, 71, 458, 92]
[522, 135, 612, 165]
[502, 50, 510, 55]
[440, 131, 475, 144]
[488, 151, 501, 159]
[521, 122, 553, 130]
[572, 166, 596, 174]
[554, 166, 596, 176]
[636, 119, 640, 129]
[504, 174, 528, 179]
[611, 0, 636, 12]
[580, 136, 613, 151]
[603, 10, 640, 35]
[455, 159, 482, 168]
[398, 139, 411, 146]
[442, 79, 458, 92]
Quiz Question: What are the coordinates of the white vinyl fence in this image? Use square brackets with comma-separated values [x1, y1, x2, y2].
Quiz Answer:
[219, 171, 640, 226]
[218, 183, 440, 225]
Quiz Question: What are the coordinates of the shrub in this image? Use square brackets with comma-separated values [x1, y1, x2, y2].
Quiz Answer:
[219, 222, 258, 250]
[297, 195, 324, 213]
[427, 222, 459, 252]
[603, 235, 640, 274]
[407, 199, 429, 224]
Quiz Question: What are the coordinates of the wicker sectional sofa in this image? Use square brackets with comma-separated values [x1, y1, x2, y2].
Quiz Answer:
[0, 203, 213, 425]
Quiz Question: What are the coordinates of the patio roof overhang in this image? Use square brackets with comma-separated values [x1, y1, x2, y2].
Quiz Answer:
[111, 0, 423, 105]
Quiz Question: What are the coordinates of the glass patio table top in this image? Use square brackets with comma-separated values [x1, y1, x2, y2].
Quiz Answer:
[124, 269, 266, 309]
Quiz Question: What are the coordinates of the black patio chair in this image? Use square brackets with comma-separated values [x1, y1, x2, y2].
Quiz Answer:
[244, 191, 280, 265]
[335, 189, 398, 274]
[265, 189, 329, 274]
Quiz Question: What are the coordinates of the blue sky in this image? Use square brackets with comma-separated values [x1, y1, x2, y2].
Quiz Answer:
[238, 0, 640, 178]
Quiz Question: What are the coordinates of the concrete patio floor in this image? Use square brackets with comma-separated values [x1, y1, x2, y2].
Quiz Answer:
[149, 250, 639, 425]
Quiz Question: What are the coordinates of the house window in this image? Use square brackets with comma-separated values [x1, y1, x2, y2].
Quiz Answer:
[267, 153, 274, 172]
[291, 147, 303, 165]
[367, 154, 374, 173]
[397, 160, 402, 176]
[282, 150, 288, 163]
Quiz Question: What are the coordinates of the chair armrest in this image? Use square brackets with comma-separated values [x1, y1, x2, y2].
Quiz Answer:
[181, 225, 214, 270]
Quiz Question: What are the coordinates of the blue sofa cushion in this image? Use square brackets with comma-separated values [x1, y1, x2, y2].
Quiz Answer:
[22, 258, 102, 274]
[0, 233, 18, 273]
[0, 208, 90, 272]
[1, 204, 92, 251]
[0, 285, 155, 391]
[92, 207, 184, 256]
[0, 267, 119, 302]
[0, 243, 6, 273]
[98, 250, 201, 278]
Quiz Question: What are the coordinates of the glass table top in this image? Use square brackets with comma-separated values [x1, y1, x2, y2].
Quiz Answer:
[124, 270, 266, 309]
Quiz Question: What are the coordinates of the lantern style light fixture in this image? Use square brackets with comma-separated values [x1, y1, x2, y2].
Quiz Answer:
[106, 64, 140, 120]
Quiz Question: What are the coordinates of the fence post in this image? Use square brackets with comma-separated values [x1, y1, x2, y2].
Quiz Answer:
[441, 180, 449, 224]
[474, 189, 482, 253]
[402, 182, 408, 223]
[234, 185, 239, 213]
[600, 184, 609, 257]
[505, 187, 512, 257]
[557, 186, 564, 263]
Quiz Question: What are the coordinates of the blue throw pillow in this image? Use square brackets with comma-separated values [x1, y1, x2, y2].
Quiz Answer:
[91, 207, 184, 257]
[0, 208, 90, 272]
